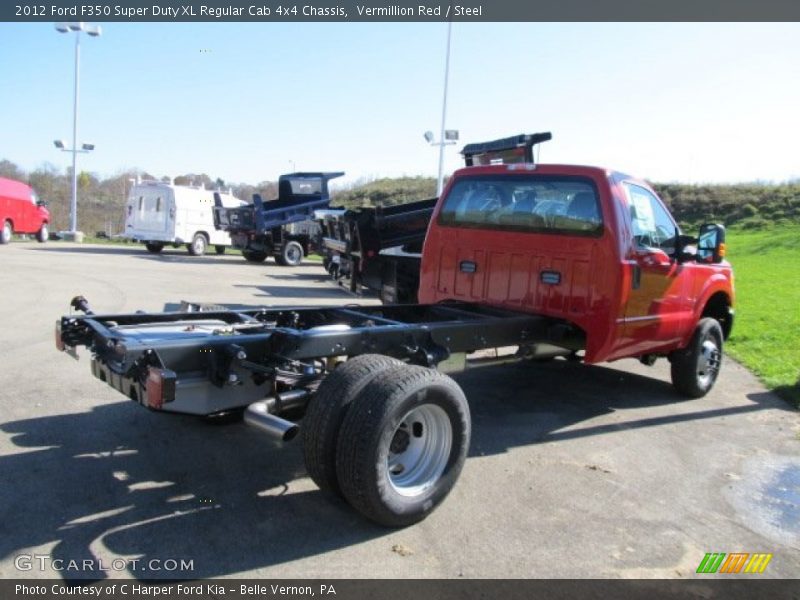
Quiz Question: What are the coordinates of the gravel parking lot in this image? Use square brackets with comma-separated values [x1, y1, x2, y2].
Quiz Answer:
[0, 241, 797, 580]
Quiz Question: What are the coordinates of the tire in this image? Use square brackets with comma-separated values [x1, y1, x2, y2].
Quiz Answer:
[0, 221, 11, 245]
[214, 245, 226, 255]
[303, 354, 404, 496]
[336, 364, 471, 527]
[187, 233, 208, 256]
[145, 242, 164, 254]
[36, 223, 48, 243]
[242, 249, 268, 263]
[277, 240, 304, 267]
[670, 317, 724, 398]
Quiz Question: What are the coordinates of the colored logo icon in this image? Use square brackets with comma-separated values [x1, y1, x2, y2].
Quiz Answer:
[696, 553, 773, 574]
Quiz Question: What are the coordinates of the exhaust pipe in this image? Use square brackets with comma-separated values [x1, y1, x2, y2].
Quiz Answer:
[244, 401, 299, 442]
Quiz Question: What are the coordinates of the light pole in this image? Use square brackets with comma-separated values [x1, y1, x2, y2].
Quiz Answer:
[425, 21, 457, 197]
[424, 129, 459, 197]
[54, 21, 101, 239]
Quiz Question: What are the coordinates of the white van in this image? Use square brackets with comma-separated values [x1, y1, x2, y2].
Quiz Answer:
[125, 181, 245, 256]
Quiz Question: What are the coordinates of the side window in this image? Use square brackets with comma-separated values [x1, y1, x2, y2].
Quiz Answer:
[625, 183, 678, 252]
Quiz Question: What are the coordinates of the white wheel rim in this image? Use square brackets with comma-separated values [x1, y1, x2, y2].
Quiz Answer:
[286, 244, 301, 263]
[386, 403, 452, 497]
[697, 337, 721, 387]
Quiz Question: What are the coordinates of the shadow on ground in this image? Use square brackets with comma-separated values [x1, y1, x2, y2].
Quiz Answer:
[29, 245, 247, 266]
[0, 361, 789, 580]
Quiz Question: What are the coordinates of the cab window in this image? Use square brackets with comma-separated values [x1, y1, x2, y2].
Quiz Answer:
[438, 175, 603, 236]
[624, 183, 678, 253]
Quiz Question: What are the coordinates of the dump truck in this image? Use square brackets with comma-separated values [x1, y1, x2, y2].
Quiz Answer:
[214, 172, 343, 266]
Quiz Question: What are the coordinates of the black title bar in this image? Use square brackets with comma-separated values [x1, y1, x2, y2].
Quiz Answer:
[5, 0, 800, 22]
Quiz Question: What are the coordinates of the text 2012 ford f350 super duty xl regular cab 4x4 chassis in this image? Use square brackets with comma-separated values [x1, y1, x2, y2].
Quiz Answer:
[57, 133, 734, 527]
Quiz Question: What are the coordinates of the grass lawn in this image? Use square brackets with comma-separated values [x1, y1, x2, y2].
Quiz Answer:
[725, 226, 799, 407]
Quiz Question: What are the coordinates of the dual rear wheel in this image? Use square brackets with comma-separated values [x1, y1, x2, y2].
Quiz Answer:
[303, 355, 471, 527]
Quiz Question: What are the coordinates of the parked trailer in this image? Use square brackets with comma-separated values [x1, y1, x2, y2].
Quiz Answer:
[57, 133, 734, 527]
[214, 172, 344, 266]
[124, 181, 246, 256]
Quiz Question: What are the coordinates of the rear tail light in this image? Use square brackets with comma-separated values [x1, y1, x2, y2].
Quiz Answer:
[718, 243, 727, 258]
[145, 367, 177, 410]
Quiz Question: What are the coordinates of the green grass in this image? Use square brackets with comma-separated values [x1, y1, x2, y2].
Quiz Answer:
[725, 226, 800, 407]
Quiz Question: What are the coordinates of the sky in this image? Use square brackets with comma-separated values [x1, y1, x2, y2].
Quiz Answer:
[1, 22, 799, 187]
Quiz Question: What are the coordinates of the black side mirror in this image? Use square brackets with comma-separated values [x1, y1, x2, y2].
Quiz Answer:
[36, 199, 47, 207]
[673, 230, 697, 264]
[697, 223, 726, 264]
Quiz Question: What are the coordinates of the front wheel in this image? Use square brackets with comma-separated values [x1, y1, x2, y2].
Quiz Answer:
[36, 224, 48, 243]
[670, 318, 724, 398]
[276, 240, 304, 267]
[336, 364, 471, 527]
[187, 233, 207, 256]
[0, 220, 11, 244]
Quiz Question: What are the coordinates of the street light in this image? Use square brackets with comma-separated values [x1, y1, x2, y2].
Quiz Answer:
[425, 21, 456, 197]
[424, 129, 459, 197]
[54, 21, 101, 238]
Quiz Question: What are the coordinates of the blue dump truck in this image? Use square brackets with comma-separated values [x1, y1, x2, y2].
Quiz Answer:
[214, 171, 344, 266]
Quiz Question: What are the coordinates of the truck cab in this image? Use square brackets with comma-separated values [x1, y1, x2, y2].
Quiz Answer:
[419, 134, 734, 370]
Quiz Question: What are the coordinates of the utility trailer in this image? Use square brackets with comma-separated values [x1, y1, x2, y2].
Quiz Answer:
[57, 133, 735, 527]
[214, 172, 344, 266]
[317, 197, 436, 303]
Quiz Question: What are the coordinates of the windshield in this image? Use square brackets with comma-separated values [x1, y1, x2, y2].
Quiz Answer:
[438, 175, 603, 236]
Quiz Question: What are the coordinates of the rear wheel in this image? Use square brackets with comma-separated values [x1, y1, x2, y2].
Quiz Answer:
[187, 233, 207, 256]
[670, 318, 724, 398]
[214, 245, 226, 255]
[303, 354, 403, 496]
[336, 364, 471, 527]
[145, 242, 164, 254]
[276, 240, 304, 267]
[0, 220, 11, 244]
[36, 223, 48, 243]
[242, 249, 268, 263]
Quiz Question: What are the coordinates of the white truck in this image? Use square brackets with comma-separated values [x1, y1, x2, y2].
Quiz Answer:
[124, 181, 246, 256]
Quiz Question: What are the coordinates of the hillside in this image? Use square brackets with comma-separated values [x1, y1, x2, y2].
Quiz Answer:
[1, 159, 798, 233]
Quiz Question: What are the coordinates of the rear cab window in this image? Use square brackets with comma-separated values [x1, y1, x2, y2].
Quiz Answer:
[438, 175, 603, 236]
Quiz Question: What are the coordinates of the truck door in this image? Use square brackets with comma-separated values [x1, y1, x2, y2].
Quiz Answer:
[136, 191, 169, 235]
[620, 182, 692, 354]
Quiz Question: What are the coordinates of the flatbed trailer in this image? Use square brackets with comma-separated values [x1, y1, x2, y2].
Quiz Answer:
[214, 171, 343, 266]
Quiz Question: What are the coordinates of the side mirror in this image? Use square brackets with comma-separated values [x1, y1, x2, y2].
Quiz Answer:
[36, 199, 47, 208]
[673, 229, 697, 264]
[697, 223, 726, 264]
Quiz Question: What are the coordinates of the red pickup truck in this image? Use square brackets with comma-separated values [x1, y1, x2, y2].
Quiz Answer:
[0, 177, 50, 244]
[58, 133, 734, 526]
